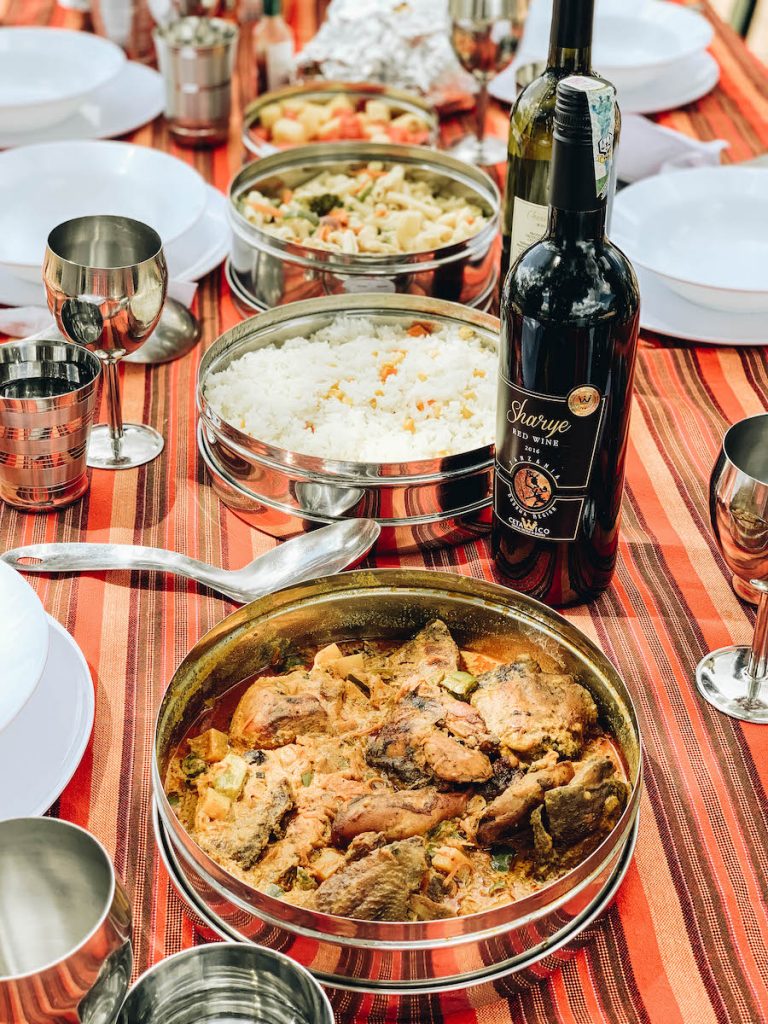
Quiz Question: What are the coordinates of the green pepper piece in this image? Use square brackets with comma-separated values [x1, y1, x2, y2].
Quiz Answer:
[181, 754, 207, 779]
[301, 770, 313, 787]
[440, 670, 478, 700]
[491, 849, 514, 872]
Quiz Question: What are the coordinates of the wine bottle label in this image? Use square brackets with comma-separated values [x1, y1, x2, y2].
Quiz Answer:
[266, 40, 293, 90]
[495, 375, 606, 542]
[509, 196, 549, 265]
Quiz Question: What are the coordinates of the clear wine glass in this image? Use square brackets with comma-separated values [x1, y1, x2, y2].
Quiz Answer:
[43, 215, 168, 470]
[448, 0, 523, 166]
[696, 413, 768, 723]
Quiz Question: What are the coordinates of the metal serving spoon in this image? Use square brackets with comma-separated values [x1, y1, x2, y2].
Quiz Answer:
[1, 519, 380, 604]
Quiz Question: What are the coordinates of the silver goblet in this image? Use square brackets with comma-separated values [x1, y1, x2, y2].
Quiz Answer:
[43, 215, 168, 470]
[448, 0, 522, 166]
[696, 413, 768, 723]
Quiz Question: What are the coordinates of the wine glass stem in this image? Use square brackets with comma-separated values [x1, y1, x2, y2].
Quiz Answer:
[474, 73, 490, 150]
[747, 589, 768, 681]
[102, 358, 125, 463]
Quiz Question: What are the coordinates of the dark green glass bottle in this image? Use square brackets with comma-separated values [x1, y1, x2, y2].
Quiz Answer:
[493, 76, 640, 607]
[500, 0, 620, 289]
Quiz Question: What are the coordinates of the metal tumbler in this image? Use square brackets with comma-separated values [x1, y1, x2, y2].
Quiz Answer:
[154, 17, 239, 146]
[0, 340, 101, 512]
[0, 818, 133, 1024]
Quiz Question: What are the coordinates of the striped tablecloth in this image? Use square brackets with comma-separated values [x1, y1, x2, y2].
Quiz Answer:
[1, 1, 767, 1021]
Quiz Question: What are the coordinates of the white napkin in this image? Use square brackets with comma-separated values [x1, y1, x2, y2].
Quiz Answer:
[616, 114, 728, 183]
[0, 279, 197, 342]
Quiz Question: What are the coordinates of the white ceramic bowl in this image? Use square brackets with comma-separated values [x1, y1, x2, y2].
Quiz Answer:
[594, 1, 713, 91]
[0, 562, 49, 733]
[612, 167, 768, 315]
[0, 28, 125, 133]
[0, 141, 208, 282]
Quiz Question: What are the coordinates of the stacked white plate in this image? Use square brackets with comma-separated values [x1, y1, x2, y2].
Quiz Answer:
[0, 27, 165, 147]
[0, 562, 94, 819]
[0, 140, 229, 305]
[612, 166, 768, 346]
[491, 0, 718, 115]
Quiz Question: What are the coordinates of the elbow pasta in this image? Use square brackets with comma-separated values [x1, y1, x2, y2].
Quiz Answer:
[239, 162, 489, 256]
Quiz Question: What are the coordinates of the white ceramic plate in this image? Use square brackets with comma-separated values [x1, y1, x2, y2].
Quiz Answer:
[0, 615, 94, 818]
[618, 50, 719, 116]
[490, 49, 718, 117]
[0, 562, 49, 733]
[166, 186, 230, 281]
[613, 167, 768, 313]
[0, 28, 125, 133]
[0, 185, 228, 308]
[0, 140, 208, 282]
[593, 0, 712, 90]
[0, 62, 164, 149]
[634, 264, 767, 346]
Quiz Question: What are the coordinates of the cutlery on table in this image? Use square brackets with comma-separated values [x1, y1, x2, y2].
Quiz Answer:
[1, 519, 381, 604]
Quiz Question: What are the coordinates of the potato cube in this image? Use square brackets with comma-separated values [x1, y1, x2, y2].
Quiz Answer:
[197, 787, 231, 821]
[314, 642, 342, 668]
[365, 99, 391, 123]
[188, 728, 229, 763]
[296, 102, 327, 139]
[272, 117, 308, 145]
[327, 94, 354, 114]
[258, 102, 283, 130]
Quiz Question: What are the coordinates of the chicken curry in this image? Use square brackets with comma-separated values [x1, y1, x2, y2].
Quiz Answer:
[165, 621, 630, 922]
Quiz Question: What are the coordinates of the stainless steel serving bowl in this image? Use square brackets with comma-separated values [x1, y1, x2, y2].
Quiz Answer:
[0, 817, 133, 1024]
[152, 799, 637, 1013]
[153, 569, 643, 992]
[227, 142, 500, 310]
[242, 81, 439, 160]
[117, 942, 334, 1024]
[197, 293, 497, 553]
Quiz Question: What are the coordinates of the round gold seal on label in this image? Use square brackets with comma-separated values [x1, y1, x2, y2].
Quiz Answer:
[568, 385, 601, 417]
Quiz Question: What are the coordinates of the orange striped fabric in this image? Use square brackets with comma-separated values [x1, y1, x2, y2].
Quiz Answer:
[1, 1, 767, 1021]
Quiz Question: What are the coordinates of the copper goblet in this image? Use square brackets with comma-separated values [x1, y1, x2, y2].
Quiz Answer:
[43, 215, 167, 470]
[696, 413, 768, 723]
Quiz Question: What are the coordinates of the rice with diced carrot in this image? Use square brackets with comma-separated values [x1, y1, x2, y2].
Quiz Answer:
[203, 316, 496, 462]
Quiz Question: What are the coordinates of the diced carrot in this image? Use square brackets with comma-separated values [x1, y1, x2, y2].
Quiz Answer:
[281, 188, 293, 203]
[407, 321, 434, 337]
[403, 417, 416, 433]
[247, 199, 282, 218]
[379, 364, 397, 383]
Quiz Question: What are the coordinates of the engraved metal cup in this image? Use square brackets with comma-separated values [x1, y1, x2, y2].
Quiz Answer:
[0, 818, 133, 1024]
[153, 18, 239, 147]
[43, 215, 168, 471]
[0, 340, 101, 511]
[696, 413, 768, 723]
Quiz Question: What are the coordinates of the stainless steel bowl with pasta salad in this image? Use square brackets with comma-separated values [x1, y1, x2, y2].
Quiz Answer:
[227, 142, 500, 311]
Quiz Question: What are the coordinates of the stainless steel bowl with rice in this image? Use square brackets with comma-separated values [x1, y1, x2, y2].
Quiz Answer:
[197, 294, 499, 553]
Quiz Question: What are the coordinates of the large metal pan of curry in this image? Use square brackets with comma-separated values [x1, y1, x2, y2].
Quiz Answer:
[153, 569, 642, 990]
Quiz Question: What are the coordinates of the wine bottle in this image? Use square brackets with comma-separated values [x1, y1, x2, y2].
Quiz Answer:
[493, 76, 640, 607]
[252, 0, 294, 96]
[500, 0, 620, 287]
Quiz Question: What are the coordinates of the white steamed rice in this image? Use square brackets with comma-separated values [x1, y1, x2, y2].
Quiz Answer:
[203, 315, 496, 462]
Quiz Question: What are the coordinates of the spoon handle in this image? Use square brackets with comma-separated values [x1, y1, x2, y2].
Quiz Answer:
[0, 543, 241, 600]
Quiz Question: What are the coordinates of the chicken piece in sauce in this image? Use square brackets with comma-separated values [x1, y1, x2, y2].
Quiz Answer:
[471, 657, 598, 760]
[229, 673, 328, 749]
[332, 788, 468, 845]
[313, 837, 427, 921]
